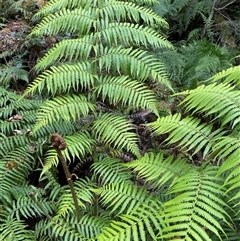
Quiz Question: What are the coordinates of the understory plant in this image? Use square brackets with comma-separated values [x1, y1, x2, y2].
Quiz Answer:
[0, 0, 239, 241]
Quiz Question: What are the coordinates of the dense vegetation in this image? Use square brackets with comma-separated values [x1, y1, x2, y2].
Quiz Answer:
[0, 0, 240, 240]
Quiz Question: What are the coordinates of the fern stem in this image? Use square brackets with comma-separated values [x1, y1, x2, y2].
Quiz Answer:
[50, 133, 81, 221]
[56, 148, 81, 221]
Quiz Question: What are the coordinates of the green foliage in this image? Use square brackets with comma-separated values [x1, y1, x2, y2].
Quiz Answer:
[1, 0, 240, 240]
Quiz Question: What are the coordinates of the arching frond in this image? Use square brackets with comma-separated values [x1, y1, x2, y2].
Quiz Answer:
[147, 114, 224, 157]
[100, 1, 169, 28]
[160, 166, 231, 241]
[97, 205, 163, 241]
[35, 36, 96, 71]
[214, 136, 240, 207]
[0, 217, 35, 241]
[30, 8, 94, 37]
[76, 214, 109, 239]
[92, 156, 132, 185]
[92, 181, 161, 216]
[62, 132, 96, 162]
[95, 76, 158, 115]
[125, 152, 191, 188]
[24, 62, 96, 96]
[179, 83, 240, 127]
[93, 113, 140, 157]
[97, 45, 171, 89]
[209, 65, 240, 86]
[33, 0, 90, 19]
[33, 95, 95, 131]
[99, 22, 172, 49]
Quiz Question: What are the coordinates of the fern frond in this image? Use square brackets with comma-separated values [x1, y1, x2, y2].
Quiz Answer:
[75, 214, 109, 239]
[35, 36, 96, 71]
[97, 205, 163, 241]
[161, 166, 230, 241]
[147, 114, 224, 157]
[93, 113, 140, 157]
[23, 62, 96, 96]
[41, 149, 58, 177]
[179, 83, 240, 127]
[209, 65, 240, 86]
[0, 135, 30, 157]
[30, 8, 94, 37]
[97, 45, 171, 89]
[33, 95, 95, 131]
[0, 217, 35, 241]
[33, 0, 90, 19]
[214, 136, 240, 206]
[62, 132, 96, 162]
[100, 1, 168, 28]
[125, 152, 192, 188]
[0, 147, 35, 201]
[37, 218, 86, 241]
[100, 22, 172, 49]
[10, 195, 55, 220]
[95, 76, 158, 114]
[92, 181, 161, 216]
[93, 156, 132, 185]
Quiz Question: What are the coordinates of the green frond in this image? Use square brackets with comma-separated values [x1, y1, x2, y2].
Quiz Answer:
[34, 121, 78, 139]
[33, 0, 89, 18]
[38, 218, 86, 241]
[95, 76, 158, 114]
[99, 22, 172, 49]
[92, 181, 161, 216]
[122, 0, 159, 6]
[100, 1, 169, 28]
[209, 65, 240, 86]
[97, 45, 172, 89]
[30, 8, 94, 37]
[0, 66, 28, 87]
[93, 156, 132, 185]
[56, 188, 85, 218]
[10, 195, 55, 220]
[214, 136, 240, 206]
[97, 205, 163, 241]
[41, 149, 58, 177]
[35, 36, 96, 71]
[147, 114, 224, 157]
[125, 152, 192, 188]
[62, 132, 96, 162]
[76, 214, 109, 238]
[0, 135, 30, 157]
[33, 95, 95, 132]
[93, 113, 140, 157]
[23, 62, 96, 96]
[160, 166, 230, 241]
[179, 83, 240, 127]
[0, 148, 35, 200]
[0, 217, 35, 241]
